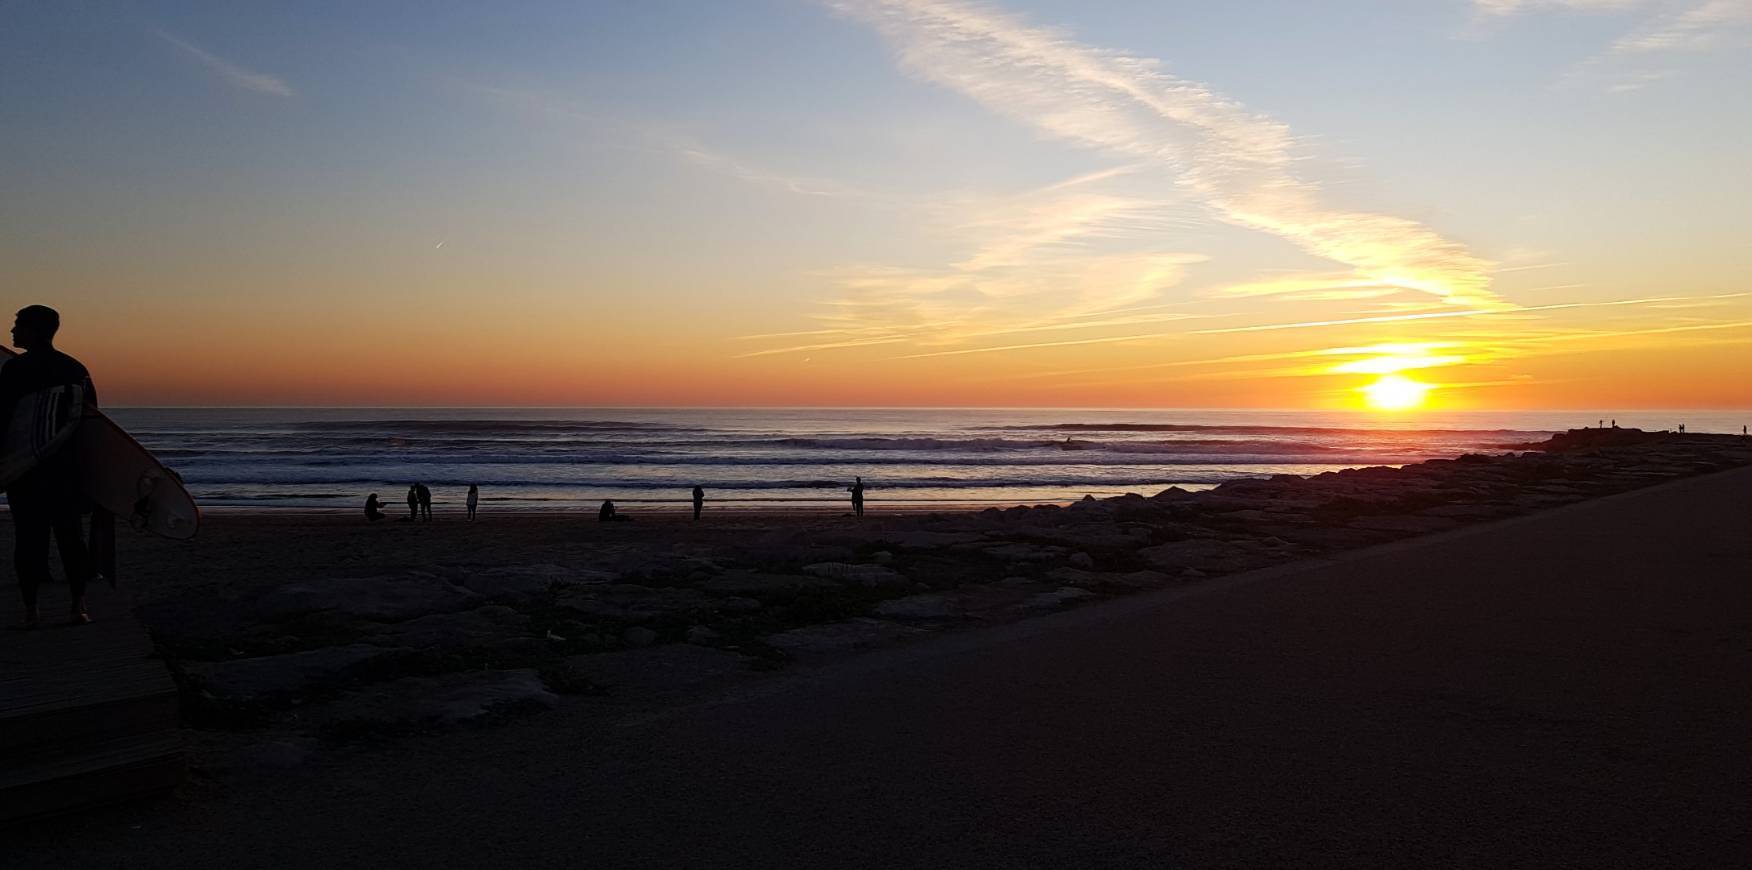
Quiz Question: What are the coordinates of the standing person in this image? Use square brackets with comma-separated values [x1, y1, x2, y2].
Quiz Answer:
[848, 476, 865, 518]
[1, 305, 98, 628]
[692, 485, 704, 521]
[406, 485, 419, 521]
[466, 484, 479, 521]
[416, 483, 432, 521]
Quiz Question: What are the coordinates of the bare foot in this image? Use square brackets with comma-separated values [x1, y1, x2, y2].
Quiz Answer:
[70, 608, 91, 626]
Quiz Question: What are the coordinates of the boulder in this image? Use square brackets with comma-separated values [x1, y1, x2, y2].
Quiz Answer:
[182, 643, 408, 702]
[253, 575, 481, 623]
[1024, 587, 1096, 611]
[762, 619, 926, 656]
[801, 562, 908, 589]
[871, 593, 965, 620]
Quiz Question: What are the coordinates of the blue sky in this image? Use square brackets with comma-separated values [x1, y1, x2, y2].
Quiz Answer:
[2, 1, 1749, 407]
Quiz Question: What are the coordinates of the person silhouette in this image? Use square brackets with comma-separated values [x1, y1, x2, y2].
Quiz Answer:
[599, 499, 630, 522]
[1, 306, 99, 628]
[1611, 419, 1617, 428]
[416, 482, 432, 521]
[466, 484, 479, 521]
[848, 476, 866, 518]
[406, 485, 419, 521]
[365, 493, 387, 522]
[692, 485, 705, 521]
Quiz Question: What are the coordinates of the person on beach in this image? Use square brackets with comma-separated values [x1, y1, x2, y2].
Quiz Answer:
[599, 499, 630, 522]
[692, 485, 704, 521]
[848, 476, 865, 518]
[365, 493, 387, 522]
[466, 484, 479, 521]
[416, 482, 432, 521]
[406, 485, 419, 521]
[1, 306, 99, 628]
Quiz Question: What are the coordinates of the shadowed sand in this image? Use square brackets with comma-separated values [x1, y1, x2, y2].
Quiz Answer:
[6, 436, 1752, 867]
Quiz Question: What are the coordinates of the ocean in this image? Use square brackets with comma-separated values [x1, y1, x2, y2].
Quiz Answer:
[105, 408, 1751, 512]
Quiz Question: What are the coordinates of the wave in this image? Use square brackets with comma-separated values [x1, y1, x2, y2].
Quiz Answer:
[994, 422, 1549, 436]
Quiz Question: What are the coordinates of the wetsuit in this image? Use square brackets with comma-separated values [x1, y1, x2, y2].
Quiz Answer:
[0, 349, 97, 614]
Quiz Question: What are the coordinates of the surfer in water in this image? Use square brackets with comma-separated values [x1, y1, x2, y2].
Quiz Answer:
[1, 306, 99, 628]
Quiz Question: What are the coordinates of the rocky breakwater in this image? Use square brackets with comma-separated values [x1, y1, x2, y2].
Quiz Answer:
[151, 429, 1752, 765]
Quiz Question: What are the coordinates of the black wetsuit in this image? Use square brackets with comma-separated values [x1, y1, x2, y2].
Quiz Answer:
[0, 349, 97, 613]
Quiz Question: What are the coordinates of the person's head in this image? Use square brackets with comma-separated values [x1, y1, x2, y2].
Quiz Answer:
[12, 305, 60, 350]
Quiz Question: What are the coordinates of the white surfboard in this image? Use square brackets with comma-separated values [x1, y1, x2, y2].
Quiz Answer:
[0, 347, 200, 540]
[0, 376, 84, 487]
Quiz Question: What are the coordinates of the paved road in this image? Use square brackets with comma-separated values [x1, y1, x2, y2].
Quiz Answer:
[15, 468, 1752, 868]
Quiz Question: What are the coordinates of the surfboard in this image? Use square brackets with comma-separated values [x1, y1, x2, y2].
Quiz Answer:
[0, 347, 200, 540]
[0, 375, 84, 487]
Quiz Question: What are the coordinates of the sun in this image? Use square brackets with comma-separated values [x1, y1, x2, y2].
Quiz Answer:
[1362, 374, 1431, 411]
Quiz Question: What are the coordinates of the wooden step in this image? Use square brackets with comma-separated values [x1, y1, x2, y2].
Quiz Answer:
[0, 729, 184, 824]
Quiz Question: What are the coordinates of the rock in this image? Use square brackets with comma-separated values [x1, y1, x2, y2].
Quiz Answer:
[801, 562, 908, 588]
[253, 575, 481, 623]
[1349, 515, 1461, 534]
[700, 571, 841, 596]
[1044, 568, 1170, 591]
[685, 625, 722, 646]
[1024, 587, 1096, 610]
[563, 645, 755, 699]
[622, 627, 659, 647]
[869, 550, 894, 564]
[1068, 552, 1095, 569]
[554, 584, 718, 624]
[306, 669, 557, 733]
[972, 542, 1067, 563]
[762, 619, 926, 656]
[871, 593, 964, 620]
[183, 644, 407, 702]
[363, 607, 532, 651]
[453, 565, 612, 602]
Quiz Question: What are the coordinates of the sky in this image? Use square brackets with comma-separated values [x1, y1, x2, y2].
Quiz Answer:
[2, 0, 1749, 409]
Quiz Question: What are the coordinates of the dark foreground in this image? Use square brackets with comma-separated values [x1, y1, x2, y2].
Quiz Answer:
[8, 444, 1752, 867]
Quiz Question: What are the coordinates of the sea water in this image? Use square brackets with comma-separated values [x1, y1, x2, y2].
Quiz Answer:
[105, 407, 1751, 511]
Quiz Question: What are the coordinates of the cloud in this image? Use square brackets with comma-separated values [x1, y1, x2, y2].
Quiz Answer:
[156, 30, 294, 97]
[1608, 0, 1752, 54]
[1473, 0, 1646, 16]
[823, 0, 1500, 311]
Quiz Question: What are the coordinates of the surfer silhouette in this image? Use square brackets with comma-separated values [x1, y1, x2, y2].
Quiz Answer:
[692, 485, 704, 521]
[365, 493, 387, 522]
[416, 483, 432, 521]
[848, 476, 865, 518]
[406, 485, 418, 521]
[1, 306, 99, 628]
[466, 484, 479, 521]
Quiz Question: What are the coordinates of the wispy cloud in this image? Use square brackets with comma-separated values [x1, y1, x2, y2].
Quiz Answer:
[1479, 0, 1752, 91]
[825, 0, 1500, 310]
[156, 30, 294, 97]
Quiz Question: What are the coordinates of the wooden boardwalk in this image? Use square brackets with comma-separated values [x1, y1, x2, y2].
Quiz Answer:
[0, 584, 183, 823]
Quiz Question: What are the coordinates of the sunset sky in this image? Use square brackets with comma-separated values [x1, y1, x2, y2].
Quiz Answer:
[3, 0, 1749, 409]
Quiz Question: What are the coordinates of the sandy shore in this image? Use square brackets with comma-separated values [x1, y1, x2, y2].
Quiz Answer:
[4, 427, 1750, 768]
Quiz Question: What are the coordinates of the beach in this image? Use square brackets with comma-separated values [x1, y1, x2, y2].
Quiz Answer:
[7, 427, 1752, 867]
[5, 427, 1747, 755]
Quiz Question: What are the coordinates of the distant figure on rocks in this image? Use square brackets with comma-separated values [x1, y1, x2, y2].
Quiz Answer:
[1679, 424, 1686, 435]
[365, 493, 387, 522]
[692, 485, 705, 521]
[416, 483, 432, 521]
[1742, 425, 1747, 437]
[466, 484, 479, 521]
[1611, 419, 1617, 428]
[406, 485, 419, 521]
[599, 499, 631, 522]
[848, 476, 866, 518]
[1, 305, 99, 628]
[1598, 419, 1604, 428]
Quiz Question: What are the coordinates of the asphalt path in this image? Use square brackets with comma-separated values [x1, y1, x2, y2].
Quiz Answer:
[13, 467, 1752, 868]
